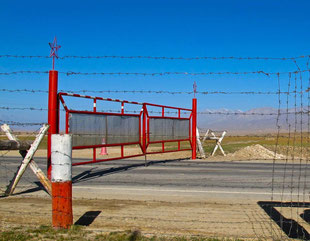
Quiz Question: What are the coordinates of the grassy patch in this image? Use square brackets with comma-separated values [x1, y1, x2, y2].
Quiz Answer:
[94, 230, 243, 241]
[0, 225, 87, 241]
[0, 135, 47, 150]
[0, 229, 31, 241]
[144, 133, 310, 157]
[202, 134, 310, 156]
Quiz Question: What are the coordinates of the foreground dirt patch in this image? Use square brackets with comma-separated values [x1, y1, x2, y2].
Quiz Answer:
[0, 195, 282, 240]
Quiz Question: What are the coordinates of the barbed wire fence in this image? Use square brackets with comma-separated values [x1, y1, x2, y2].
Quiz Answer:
[1, 53, 310, 240]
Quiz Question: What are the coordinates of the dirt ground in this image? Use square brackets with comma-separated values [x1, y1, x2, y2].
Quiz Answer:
[0, 193, 285, 240]
[0, 145, 304, 240]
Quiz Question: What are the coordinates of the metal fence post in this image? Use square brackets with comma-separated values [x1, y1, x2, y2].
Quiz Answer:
[48, 70, 59, 179]
[51, 134, 73, 229]
[142, 103, 147, 154]
[192, 98, 197, 159]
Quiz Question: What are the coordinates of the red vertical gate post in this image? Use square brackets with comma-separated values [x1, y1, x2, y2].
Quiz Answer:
[192, 98, 197, 159]
[161, 107, 165, 152]
[93, 99, 97, 162]
[142, 104, 147, 154]
[48, 70, 59, 179]
[178, 109, 181, 151]
[51, 134, 73, 229]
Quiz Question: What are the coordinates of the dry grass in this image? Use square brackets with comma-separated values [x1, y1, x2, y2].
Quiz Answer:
[203, 134, 310, 158]
[0, 226, 244, 241]
[2, 132, 310, 159]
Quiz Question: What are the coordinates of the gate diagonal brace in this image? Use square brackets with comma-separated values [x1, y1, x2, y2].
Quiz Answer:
[201, 129, 227, 156]
[1, 124, 51, 196]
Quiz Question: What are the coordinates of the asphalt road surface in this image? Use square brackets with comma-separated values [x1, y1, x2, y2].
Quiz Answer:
[1, 156, 308, 201]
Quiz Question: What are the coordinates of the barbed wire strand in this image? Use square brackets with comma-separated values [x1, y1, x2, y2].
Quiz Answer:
[2, 106, 310, 116]
[0, 69, 308, 76]
[0, 88, 304, 95]
[1, 54, 310, 60]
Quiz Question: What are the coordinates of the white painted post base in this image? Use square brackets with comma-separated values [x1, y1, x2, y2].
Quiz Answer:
[51, 134, 73, 229]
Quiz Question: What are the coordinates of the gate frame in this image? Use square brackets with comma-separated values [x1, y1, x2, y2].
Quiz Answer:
[59, 92, 146, 166]
[144, 102, 193, 155]
[47, 75, 197, 173]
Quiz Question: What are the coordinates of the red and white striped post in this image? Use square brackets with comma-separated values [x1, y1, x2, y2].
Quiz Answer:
[51, 134, 73, 229]
[192, 98, 197, 159]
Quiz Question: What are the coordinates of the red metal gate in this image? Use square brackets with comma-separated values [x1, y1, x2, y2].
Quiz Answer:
[56, 92, 196, 166]
[144, 102, 193, 155]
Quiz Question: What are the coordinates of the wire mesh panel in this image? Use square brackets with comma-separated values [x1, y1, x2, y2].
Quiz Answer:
[107, 115, 140, 144]
[148, 118, 190, 142]
[69, 112, 140, 147]
[59, 92, 194, 165]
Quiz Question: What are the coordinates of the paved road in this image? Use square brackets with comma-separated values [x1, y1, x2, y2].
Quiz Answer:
[1, 156, 308, 201]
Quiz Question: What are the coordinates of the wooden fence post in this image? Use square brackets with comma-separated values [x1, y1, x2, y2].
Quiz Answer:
[3, 124, 50, 196]
[1, 124, 51, 196]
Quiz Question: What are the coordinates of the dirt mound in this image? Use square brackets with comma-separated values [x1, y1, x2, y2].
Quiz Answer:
[228, 144, 285, 160]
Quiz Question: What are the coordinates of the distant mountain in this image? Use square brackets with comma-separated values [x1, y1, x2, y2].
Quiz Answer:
[198, 107, 309, 134]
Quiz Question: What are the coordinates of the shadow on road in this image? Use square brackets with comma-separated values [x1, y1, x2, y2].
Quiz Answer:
[72, 158, 186, 184]
[258, 201, 310, 240]
[0, 158, 187, 197]
[0, 181, 48, 198]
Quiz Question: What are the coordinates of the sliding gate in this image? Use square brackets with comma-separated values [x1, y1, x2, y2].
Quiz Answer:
[59, 92, 196, 166]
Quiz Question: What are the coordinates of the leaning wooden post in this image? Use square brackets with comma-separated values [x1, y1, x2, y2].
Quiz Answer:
[1, 124, 51, 195]
[4, 124, 49, 196]
[192, 98, 197, 159]
[51, 134, 73, 229]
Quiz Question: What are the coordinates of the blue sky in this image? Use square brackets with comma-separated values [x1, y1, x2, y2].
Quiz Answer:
[0, 0, 310, 127]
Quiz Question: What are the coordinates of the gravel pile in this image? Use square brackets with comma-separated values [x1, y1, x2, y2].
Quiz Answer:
[228, 144, 286, 159]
